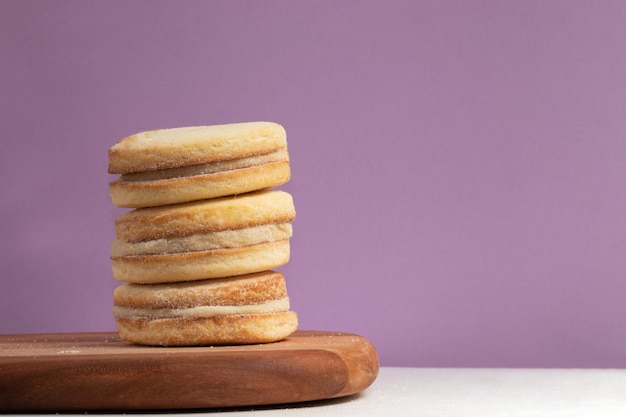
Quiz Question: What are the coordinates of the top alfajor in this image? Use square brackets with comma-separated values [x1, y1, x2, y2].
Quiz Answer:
[108, 122, 290, 208]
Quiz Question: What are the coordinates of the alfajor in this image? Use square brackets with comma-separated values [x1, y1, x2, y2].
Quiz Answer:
[108, 122, 290, 208]
[110, 190, 295, 284]
[113, 271, 298, 346]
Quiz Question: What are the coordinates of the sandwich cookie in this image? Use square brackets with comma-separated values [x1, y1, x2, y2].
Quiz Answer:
[111, 190, 295, 284]
[108, 121, 290, 208]
[113, 270, 298, 346]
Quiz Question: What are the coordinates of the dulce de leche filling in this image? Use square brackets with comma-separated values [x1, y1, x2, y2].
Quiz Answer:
[111, 223, 293, 257]
[113, 297, 290, 319]
[119, 148, 288, 182]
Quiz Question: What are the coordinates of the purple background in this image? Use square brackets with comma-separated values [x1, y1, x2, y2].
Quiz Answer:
[2, 1, 626, 367]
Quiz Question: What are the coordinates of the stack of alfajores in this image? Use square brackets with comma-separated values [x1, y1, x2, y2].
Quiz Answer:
[107, 122, 297, 346]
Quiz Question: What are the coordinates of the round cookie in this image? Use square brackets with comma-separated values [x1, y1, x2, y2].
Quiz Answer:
[113, 271, 298, 346]
[110, 190, 295, 284]
[108, 122, 290, 208]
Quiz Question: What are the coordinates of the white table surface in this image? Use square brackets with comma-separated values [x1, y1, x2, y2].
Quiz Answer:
[182, 367, 626, 416]
[14, 367, 626, 416]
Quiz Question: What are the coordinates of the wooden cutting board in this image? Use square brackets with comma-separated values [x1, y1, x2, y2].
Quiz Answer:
[0, 330, 378, 412]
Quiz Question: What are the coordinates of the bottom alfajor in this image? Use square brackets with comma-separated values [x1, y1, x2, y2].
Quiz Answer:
[112, 271, 297, 346]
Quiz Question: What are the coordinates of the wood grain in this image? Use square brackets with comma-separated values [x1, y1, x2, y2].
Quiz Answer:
[0, 330, 378, 412]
